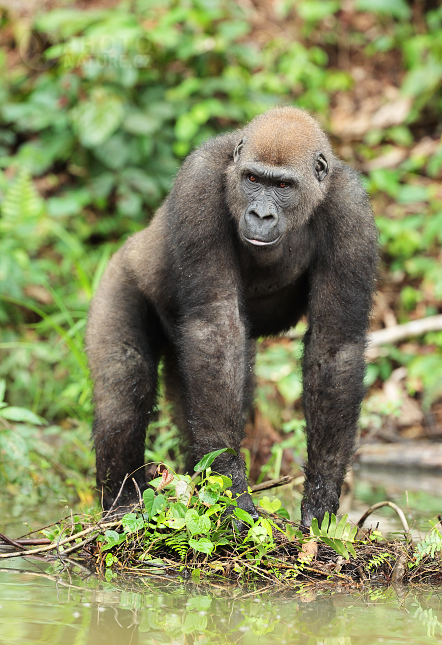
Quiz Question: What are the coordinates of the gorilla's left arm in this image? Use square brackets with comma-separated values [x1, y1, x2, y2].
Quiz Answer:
[301, 165, 378, 527]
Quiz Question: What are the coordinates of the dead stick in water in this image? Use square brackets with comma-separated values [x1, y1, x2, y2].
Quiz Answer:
[357, 501, 410, 533]
[0, 521, 121, 559]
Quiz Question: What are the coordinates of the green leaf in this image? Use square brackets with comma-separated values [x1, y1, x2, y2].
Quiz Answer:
[320, 536, 350, 559]
[298, 1, 340, 22]
[310, 517, 320, 537]
[143, 488, 155, 518]
[356, 0, 411, 19]
[182, 608, 207, 632]
[207, 474, 232, 489]
[285, 524, 303, 541]
[0, 406, 46, 425]
[191, 568, 201, 584]
[335, 514, 349, 539]
[205, 504, 222, 517]
[310, 513, 357, 560]
[259, 496, 281, 514]
[194, 448, 236, 473]
[276, 507, 290, 520]
[189, 537, 214, 555]
[234, 507, 255, 527]
[1, 169, 44, 222]
[166, 517, 186, 530]
[185, 509, 212, 536]
[325, 512, 336, 537]
[123, 111, 160, 136]
[105, 553, 116, 567]
[277, 371, 303, 403]
[151, 494, 167, 518]
[121, 512, 144, 533]
[246, 524, 269, 544]
[198, 486, 219, 507]
[169, 502, 187, 519]
[73, 89, 124, 148]
[101, 530, 126, 551]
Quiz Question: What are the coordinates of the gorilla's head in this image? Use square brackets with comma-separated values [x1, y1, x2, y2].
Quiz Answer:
[227, 107, 334, 256]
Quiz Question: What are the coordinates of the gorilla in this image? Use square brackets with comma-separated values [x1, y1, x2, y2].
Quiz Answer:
[86, 107, 378, 527]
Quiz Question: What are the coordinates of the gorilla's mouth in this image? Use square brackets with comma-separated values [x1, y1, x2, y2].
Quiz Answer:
[242, 234, 281, 247]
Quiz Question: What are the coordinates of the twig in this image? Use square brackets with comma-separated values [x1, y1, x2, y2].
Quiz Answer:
[369, 315, 442, 346]
[0, 533, 26, 549]
[250, 475, 295, 493]
[103, 473, 130, 519]
[239, 584, 275, 599]
[286, 315, 442, 346]
[62, 533, 101, 556]
[356, 501, 410, 533]
[132, 477, 143, 508]
[0, 521, 121, 559]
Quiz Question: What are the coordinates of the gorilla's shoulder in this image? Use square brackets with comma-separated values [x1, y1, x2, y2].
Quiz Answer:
[185, 131, 243, 168]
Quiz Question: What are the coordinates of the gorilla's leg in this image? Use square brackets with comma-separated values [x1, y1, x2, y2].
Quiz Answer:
[176, 303, 258, 518]
[87, 257, 164, 509]
[163, 348, 194, 474]
[242, 339, 257, 424]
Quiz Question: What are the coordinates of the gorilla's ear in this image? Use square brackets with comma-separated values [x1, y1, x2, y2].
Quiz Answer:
[233, 138, 245, 163]
[315, 153, 329, 181]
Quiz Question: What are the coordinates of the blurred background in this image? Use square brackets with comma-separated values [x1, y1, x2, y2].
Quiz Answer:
[0, 0, 441, 527]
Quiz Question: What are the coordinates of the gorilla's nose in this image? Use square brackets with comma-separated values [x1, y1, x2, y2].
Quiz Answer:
[247, 203, 278, 224]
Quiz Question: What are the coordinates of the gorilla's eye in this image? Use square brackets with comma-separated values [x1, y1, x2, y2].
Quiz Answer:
[315, 154, 329, 182]
[248, 175, 257, 182]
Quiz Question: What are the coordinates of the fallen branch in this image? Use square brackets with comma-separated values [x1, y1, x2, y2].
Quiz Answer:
[356, 500, 410, 534]
[0, 535, 51, 547]
[250, 475, 295, 493]
[369, 315, 442, 346]
[0, 520, 121, 559]
[0, 533, 26, 549]
[286, 314, 442, 347]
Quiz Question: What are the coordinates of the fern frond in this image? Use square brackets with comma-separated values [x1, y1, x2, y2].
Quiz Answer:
[415, 528, 442, 564]
[310, 512, 357, 560]
[1, 169, 44, 225]
[164, 532, 189, 560]
[365, 552, 393, 572]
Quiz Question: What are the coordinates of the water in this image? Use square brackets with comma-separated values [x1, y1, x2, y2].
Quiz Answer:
[0, 558, 442, 644]
[1, 467, 442, 644]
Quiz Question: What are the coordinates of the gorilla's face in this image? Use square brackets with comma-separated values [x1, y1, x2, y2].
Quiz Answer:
[238, 163, 294, 248]
[233, 154, 329, 252]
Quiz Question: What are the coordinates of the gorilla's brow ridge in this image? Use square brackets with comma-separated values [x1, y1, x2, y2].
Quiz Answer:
[241, 162, 298, 184]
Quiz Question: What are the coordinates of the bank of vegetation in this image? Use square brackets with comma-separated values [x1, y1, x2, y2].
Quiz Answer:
[1, 450, 442, 589]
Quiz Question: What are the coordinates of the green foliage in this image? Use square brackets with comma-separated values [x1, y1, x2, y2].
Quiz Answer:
[365, 551, 394, 572]
[310, 513, 357, 559]
[194, 447, 236, 472]
[356, 0, 410, 20]
[414, 525, 442, 565]
[90, 450, 300, 573]
[0, 379, 46, 426]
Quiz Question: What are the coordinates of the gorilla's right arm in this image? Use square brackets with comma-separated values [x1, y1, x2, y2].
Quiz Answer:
[87, 134, 256, 513]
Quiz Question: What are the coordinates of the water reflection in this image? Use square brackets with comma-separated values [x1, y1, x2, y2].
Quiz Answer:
[1, 559, 442, 644]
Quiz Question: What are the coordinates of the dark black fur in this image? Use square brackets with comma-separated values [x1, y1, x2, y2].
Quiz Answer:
[86, 107, 378, 525]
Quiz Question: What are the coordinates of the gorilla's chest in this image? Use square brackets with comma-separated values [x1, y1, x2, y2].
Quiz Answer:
[244, 272, 309, 337]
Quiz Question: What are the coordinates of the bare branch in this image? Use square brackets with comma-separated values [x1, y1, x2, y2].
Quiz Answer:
[356, 500, 410, 533]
